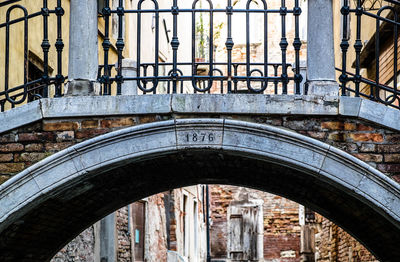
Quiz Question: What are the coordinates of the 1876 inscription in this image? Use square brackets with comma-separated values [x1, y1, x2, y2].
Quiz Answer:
[185, 132, 215, 142]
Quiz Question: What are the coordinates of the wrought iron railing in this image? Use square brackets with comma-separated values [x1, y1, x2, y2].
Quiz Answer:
[0, 0, 66, 112]
[98, 0, 303, 95]
[339, 0, 400, 109]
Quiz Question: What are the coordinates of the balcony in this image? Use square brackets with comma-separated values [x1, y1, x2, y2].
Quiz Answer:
[0, 0, 399, 111]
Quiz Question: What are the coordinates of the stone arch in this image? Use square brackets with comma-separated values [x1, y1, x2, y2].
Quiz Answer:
[0, 118, 399, 261]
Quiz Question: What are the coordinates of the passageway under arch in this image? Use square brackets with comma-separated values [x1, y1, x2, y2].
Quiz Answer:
[0, 119, 399, 261]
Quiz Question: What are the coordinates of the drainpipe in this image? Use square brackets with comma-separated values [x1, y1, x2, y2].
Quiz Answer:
[206, 185, 211, 262]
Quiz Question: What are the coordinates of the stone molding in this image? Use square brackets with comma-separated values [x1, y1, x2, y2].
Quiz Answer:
[0, 119, 400, 261]
[1, 95, 400, 135]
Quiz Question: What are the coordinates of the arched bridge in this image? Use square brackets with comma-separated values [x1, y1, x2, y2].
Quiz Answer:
[0, 95, 400, 261]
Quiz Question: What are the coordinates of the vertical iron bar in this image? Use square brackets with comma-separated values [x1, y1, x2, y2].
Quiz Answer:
[171, 0, 180, 93]
[354, 0, 363, 97]
[263, 2, 268, 94]
[137, 2, 142, 93]
[293, 0, 302, 94]
[154, 1, 160, 94]
[208, 1, 214, 91]
[340, 0, 350, 96]
[103, 0, 111, 95]
[41, 0, 50, 98]
[226, 0, 234, 93]
[246, 1, 251, 91]
[55, 0, 64, 97]
[280, 0, 288, 94]
[393, 11, 398, 99]
[191, 2, 196, 93]
[116, 0, 125, 95]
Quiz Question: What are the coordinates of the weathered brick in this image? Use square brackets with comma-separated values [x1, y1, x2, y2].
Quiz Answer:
[385, 134, 400, 143]
[0, 154, 13, 162]
[18, 123, 42, 132]
[327, 132, 345, 142]
[347, 133, 384, 143]
[377, 144, 400, 153]
[0, 143, 24, 152]
[43, 121, 79, 131]
[56, 131, 75, 141]
[321, 121, 344, 130]
[360, 143, 376, 153]
[356, 124, 375, 131]
[377, 164, 400, 173]
[392, 174, 400, 183]
[25, 143, 44, 152]
[0, 163, 25, 173]
[138, 116, 158, 124]
[352, 154, 383, 163]
[15, 153, 48, 163]
[0, 134, 16, 143]
[284, 119, 320, 131]
[344, 123, 356, 131]
[306, 131, 326, 140]
[0, 175, 10, 184]
[75, 129, 109, 139]
[81, 120, 99, 129]
[18, 132, 56, 142]
[45, 142, 74, 152]
[100, 118, 135, 128]
[330, 142, 358, 153]
[384, 154, 400, 163]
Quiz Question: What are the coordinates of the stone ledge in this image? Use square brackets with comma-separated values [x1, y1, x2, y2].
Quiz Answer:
[0, 94, 399, 134]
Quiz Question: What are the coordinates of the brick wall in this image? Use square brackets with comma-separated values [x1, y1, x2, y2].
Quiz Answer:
[315, 215, 378, 262]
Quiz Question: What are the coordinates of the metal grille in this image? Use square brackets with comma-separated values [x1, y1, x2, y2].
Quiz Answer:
[339, 0, 400, 109]
[99, 0, 303, 95]
[0, 0, 65, 112]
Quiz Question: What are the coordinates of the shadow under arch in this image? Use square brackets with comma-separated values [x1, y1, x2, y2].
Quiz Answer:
[0, 119, 400, 262]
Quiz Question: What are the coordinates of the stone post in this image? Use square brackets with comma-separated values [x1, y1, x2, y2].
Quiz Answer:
[67, 0, 99, 96]
[100, 213, 117, 262]
[307, 0, 339, 96]
[117, 59, 138, 95]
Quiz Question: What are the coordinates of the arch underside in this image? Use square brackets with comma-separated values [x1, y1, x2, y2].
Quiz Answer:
[0, 119, 399, 262]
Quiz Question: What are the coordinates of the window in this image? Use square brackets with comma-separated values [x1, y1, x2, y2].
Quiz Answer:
[27, 51, 52, 102]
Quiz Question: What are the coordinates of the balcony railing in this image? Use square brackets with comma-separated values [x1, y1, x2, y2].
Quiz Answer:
[1, 0, 400, 112]
[0, 0, 65, 112]
[339, 0, 400, 109]
[98, 0, 303, 95]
